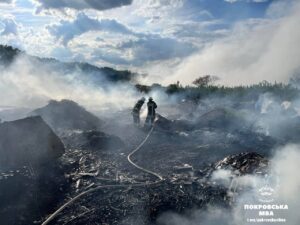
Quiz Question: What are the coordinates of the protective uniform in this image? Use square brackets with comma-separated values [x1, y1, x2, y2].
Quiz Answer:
[132, 98, 145, 125]
[145, 97, 157, 126]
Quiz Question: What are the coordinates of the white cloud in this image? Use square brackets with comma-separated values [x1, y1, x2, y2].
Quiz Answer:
[1, 0, 296, 85]
[114, 35, 196, 65]
[44, 11, 196, 66]
[47, 12, 134, 45]
[86, 33, 196, 67]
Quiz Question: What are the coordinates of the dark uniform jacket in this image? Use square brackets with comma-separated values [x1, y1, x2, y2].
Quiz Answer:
[147, 100, 157, 116]
[133, 100, 144, 114]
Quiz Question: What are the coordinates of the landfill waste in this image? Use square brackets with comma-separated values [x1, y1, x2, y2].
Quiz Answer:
[0, 116, 64, 169]
[0, 117, 66, 225]
[214, 152, 269, 175]
[0, 100, 288, 225]
[30, 99, 103, 133]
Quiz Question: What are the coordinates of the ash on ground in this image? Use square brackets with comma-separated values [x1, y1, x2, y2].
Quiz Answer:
[0, 99, 297, 225]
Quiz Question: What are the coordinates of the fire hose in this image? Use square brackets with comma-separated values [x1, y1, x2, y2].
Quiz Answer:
[41, 124, 163, 225]
[127, 125, 163, 181]
[41, 109, 220, 225]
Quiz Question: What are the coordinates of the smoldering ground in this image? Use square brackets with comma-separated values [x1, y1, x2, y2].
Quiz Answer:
[157, 144, 300, 225]
[148, 92, 300, 225]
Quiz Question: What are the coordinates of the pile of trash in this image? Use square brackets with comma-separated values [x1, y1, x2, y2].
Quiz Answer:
[47, 150, 269, 225]
[0, 116, 64, 169]
[214, 152, 269, 175]
[30, 99, 103, 133]
[0, 117, 68, 225]
[0, 100, 276, 225]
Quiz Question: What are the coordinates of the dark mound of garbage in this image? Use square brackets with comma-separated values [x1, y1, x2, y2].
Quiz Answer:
[155, 108, 249, 133]
[30, 99, 102, 132]
[62, 130, 124, 151]
[214, 152, 269, 175]
[0, 116, 68, 225]
[155, 114, 193, 131]
[0, 116, 64, 170]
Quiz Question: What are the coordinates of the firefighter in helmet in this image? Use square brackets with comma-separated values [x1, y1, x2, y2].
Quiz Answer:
[132, 97, 145, 125]
[145, 97, 157, 126]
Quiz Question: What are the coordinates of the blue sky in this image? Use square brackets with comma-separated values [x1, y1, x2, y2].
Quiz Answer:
[0, 0, 299, 85]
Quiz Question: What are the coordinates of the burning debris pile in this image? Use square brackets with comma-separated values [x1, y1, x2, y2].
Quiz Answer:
[41, 150, 270, 225]
[214, 152, 269, 175]
[0, 98, 293, 225]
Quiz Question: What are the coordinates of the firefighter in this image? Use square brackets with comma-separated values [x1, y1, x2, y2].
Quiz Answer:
[132, 97, 145, 125]
[145, 97, 157, 126]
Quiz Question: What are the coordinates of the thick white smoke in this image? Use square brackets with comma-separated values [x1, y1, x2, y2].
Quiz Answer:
[0, 55, 140, 112]
[158, 144, 300, 225]
[0, 53, 176, 122]
[163, 0, 300, 86]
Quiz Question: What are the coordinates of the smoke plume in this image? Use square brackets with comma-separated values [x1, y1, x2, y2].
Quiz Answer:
[162, 0, 300, 86]
[158, 144, 300, 225]
[0, 54, 141, 112]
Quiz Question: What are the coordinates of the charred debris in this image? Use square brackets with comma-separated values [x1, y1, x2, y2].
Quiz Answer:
[0, 94, 299, 225]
